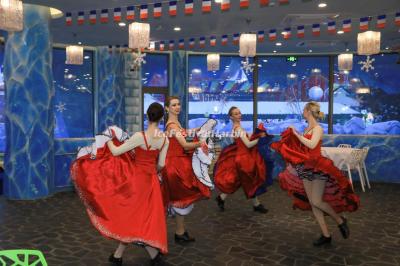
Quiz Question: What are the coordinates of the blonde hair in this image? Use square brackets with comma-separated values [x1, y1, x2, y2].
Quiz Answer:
[305, 101, 325, 120]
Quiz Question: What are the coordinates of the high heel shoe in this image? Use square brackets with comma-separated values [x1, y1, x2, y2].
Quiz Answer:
[253, 204, 268, 214]
[338, 216, 350, 239]
[174, 231, 195, 244]
[151, 253, 167, 266]
[108, 254, 122, 266]
[313, 235, 332, 247]
[215, 195, 225, 212]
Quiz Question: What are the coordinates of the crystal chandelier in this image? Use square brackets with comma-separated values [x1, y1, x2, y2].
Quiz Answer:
[129, 22, 150, 49]
[207, 54, 220, 71]
[65, 45, 83, 65]
[357, 31, 381, 55]
[239, 33, 257, 57]
[338, 53, 353, 71]
[0, 0, 23, 32]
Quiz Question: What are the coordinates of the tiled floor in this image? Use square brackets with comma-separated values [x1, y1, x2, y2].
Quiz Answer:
[1, 183, 399, 266]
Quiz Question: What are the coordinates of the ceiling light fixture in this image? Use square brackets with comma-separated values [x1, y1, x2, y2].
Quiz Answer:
[50, 8, 63, 19]
[0, 0, 23, 32]
[337, 30, 344, 34]
[318, 3, 327, 8]
[276, 42, 282, 46]
[118, 22, 126, 27]
[174, 27, 181, 31]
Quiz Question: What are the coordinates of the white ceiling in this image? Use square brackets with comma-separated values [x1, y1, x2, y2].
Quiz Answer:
[24, 0, 400, 53]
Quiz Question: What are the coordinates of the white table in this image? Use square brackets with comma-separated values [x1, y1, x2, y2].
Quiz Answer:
[321, 147, 361, 169]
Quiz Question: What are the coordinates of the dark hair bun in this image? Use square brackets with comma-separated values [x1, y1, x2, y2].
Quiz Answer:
[147, 102, 164, 122]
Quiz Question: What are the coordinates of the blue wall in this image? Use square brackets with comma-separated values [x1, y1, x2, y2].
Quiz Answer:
[170, 51, 188, 126]
[3, 4, 54, 199]
[97, 47, 125, 132]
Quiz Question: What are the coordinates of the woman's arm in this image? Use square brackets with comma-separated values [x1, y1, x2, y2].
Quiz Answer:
[294, 126, 323, 149]
[107, 132, 142, 156]
[236, 128, 259, 149]
[169, 124, 202, 151]
[157, 138, 169, 171]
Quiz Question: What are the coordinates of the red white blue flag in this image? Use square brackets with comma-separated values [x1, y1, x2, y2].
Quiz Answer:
[258, 30, 265, 42]
[185, 0, 194, 14]
[221, 0, 230, 11]
[154, 3, 162, 18]
[376, 15, 386, 29]
[312, 24, 320, 36]
[202, 0, 211, 13]
[297, 26, 305, 38]
[210, 36, 216, 46]
[283, 27, 291, 39]
[189, 38, 195, 48]
[179, 39, 185, 49]
[269, 29, 277, 41]
[327, 21, 336, 34]
[169, 40, 175, 50]
[126, 6, 135, 21]
[260, 0, 269, 6]
[66, 12, 72, 26]
[89, 10, 96, 24]
[233, 33, 240, 44]
[359, 17, 369, 31]
[221, 35, 228, 45]
[101, 9, 109, 23]
[169, 1, 177, 16]
[78, 11, 85, 25]
[140, 5, 148, 20]
[113, 8, 121, 22]
[240, 0, 249, 8]
[343, 19, 351, 32]
[159, 41, 165, 51]
[199, 37, 206, 48]
[395, 12, 400, 26]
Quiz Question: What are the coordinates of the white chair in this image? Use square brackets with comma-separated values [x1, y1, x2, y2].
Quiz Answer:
[343, 149, 366, 192]
[338, 144, 352, 148]
[360, 147, 371, 189]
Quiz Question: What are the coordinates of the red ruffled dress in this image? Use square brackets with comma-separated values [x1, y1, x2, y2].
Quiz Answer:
[161, 123, 211, 209]
[213, 129, 267, 198]
[271, 128, 360, 213]
[71, 133, 168, 254]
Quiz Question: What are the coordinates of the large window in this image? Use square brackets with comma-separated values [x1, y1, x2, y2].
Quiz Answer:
[142, 53, 169, 130]
[188, 53, 400, 135]
[142, 53, 168, 88]
[143, 93, 165, 130]
[53, 48, 94, 138]
[257, 56, 330, 134]
[188, 55, 254, 133]
[333, 53, 400, 134]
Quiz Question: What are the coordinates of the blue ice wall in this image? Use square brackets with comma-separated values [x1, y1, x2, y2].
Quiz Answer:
[3, 4, 54, 199]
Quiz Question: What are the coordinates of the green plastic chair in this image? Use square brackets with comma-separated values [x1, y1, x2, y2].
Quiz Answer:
[0, 250, 47, 266]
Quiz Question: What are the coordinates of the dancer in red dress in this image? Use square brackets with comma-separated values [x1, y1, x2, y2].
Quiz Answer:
[214, 106, 269, 213]
[162, 96, 211, 244]
[271, 101, 359, 246]
[71, 103, 169, 266]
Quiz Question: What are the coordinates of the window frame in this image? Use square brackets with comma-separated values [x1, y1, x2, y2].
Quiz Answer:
[187, 52, 399, 135]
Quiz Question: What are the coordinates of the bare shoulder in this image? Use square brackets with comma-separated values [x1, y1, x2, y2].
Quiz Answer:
[129, 132, 143, 140]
